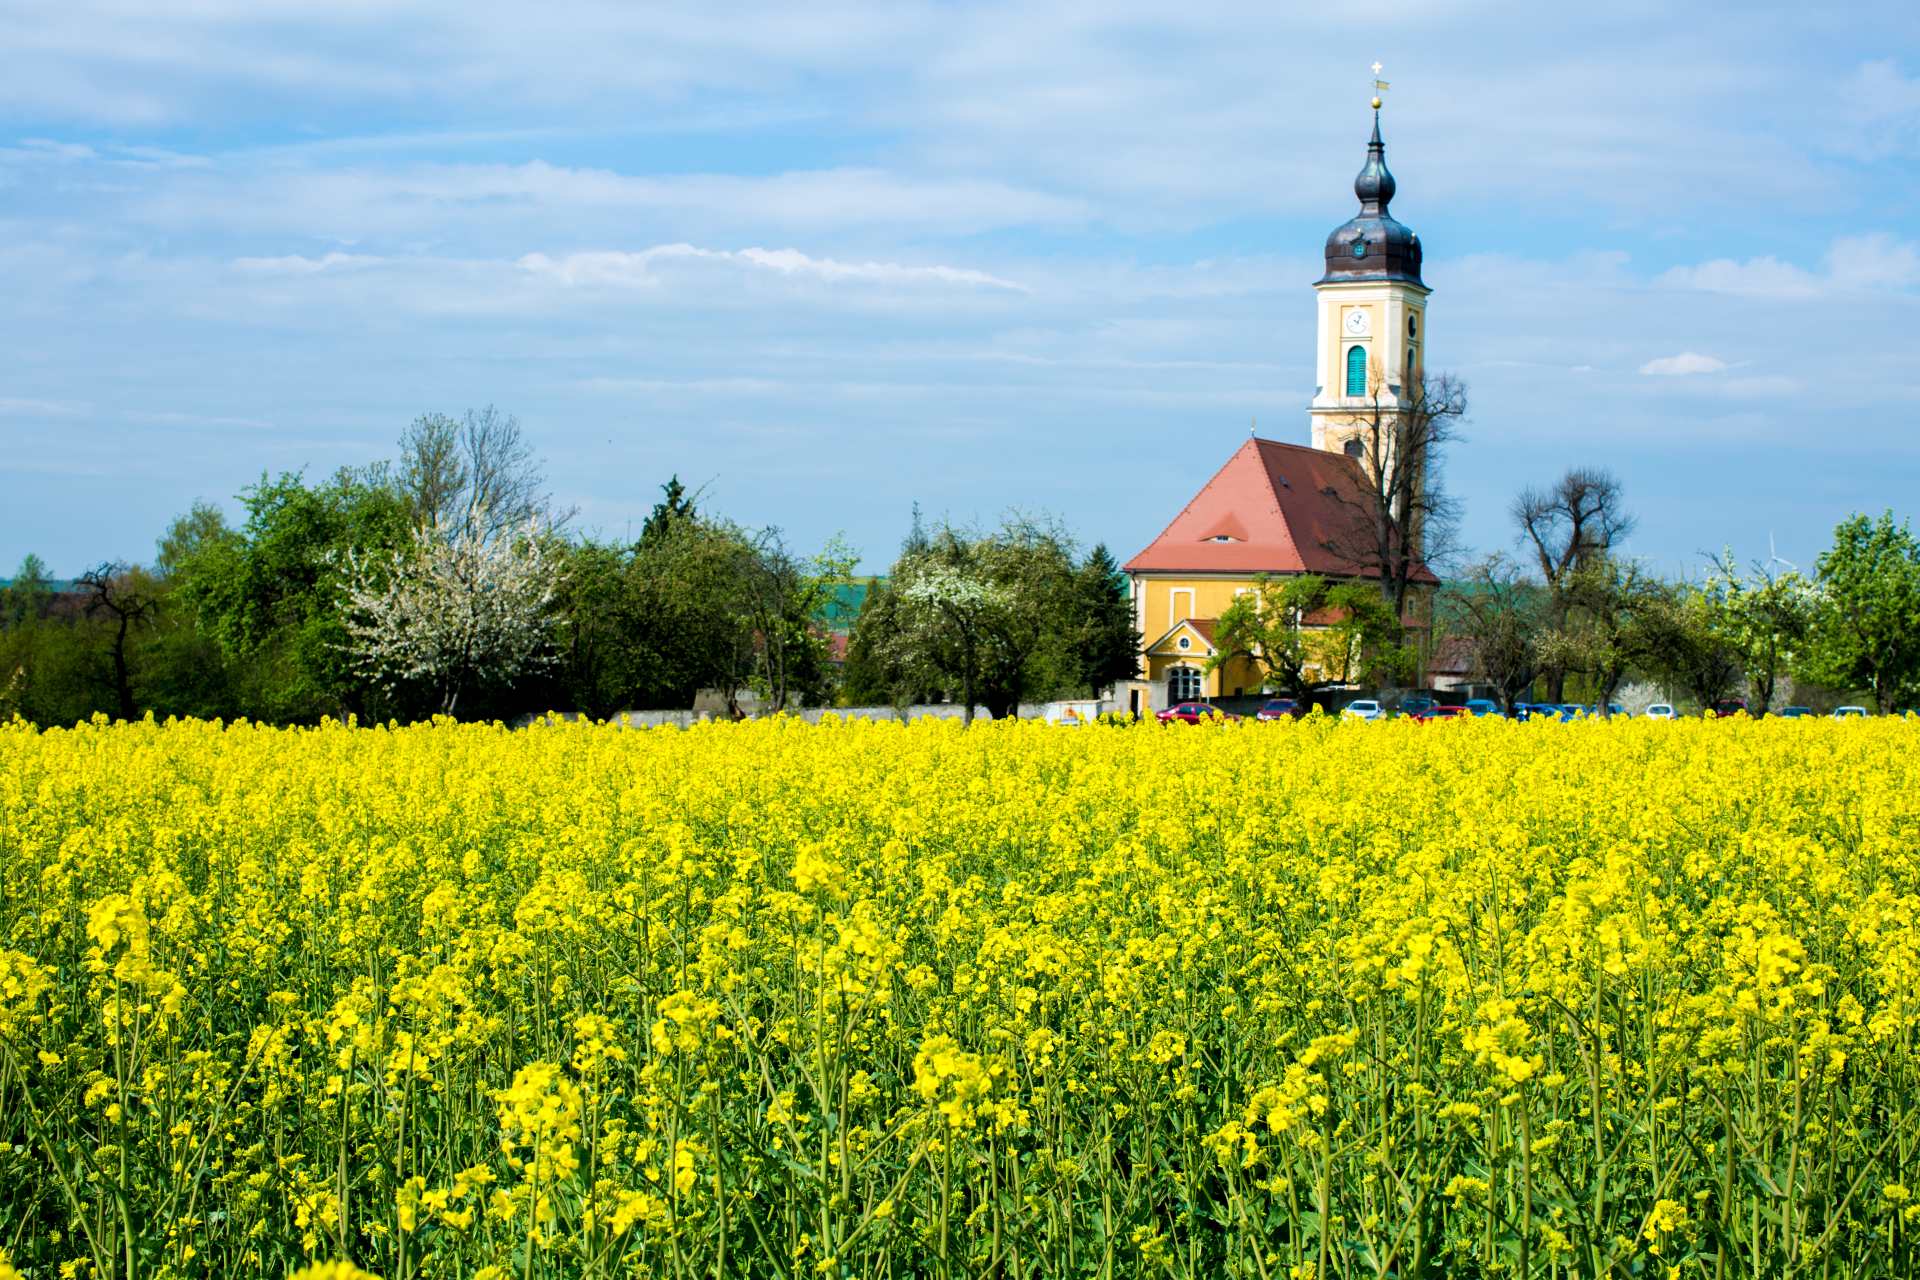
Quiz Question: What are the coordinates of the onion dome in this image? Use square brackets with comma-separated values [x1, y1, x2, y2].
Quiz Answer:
[1318, 111, 1423, 285]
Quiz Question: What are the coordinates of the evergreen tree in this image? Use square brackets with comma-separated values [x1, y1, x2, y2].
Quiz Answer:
[640, 476, 698, 548]
[1071, 544, 1140, 696]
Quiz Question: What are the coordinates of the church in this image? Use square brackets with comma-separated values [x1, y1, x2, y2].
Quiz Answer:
[1120, 104, 1437, 713]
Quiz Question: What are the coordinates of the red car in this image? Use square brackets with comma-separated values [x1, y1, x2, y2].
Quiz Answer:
[1412, 705, 1472, 724]
[1157, 701, 1241, 724]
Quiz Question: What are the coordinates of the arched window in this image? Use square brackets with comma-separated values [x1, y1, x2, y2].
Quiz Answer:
[1407, 347, 1417, 378]
[1345, 344, 1368, 396]
[1344, 438, 1365, 460]
[1407, 314, 1418, 337]
[1168, 666, 1203, 702]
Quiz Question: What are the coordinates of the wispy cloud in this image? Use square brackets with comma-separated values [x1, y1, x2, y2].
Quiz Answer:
[1639, 351, 1728, 376]
[1657, 233, 1920, 300]
[232, 251, 384, 275]
[517, 244, 1028, 292]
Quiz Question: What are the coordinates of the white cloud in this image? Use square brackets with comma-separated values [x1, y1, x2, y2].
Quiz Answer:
[1656, 233, 1920, 300]
[516, 244, 1028, 292]
[1639, 351, 1728, 376]
[1655, 256, 1821, 299]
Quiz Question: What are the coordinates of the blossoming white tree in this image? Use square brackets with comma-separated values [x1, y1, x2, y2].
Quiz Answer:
[341, 515, 564, 715]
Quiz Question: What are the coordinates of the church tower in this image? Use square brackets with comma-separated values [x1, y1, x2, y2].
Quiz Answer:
[1308, 109, 1430, 463]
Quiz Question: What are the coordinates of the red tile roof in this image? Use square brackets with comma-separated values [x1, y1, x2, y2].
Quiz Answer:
[1123, 437, 1435, 583]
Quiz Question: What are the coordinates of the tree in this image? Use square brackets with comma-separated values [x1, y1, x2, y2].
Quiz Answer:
[156, 501, 235, 580]
[341, 518, 566, 716]
[733, 531, 855, 714]
[2, 554, 54, 627]
[640, 475, 700, 547]
[1536, 556, 1667, 717]
[76, 563, 162, 721]
[1700, 552, 1817, 715]
[1321, 369, 1467, 622]
[1441, 555, 1546, 714]
[170, 470, 412, 722]
[874, 518, 1080, 723]
[1802, 512, 1920, 713]
[1642, 587, 1742, 711]
[1513, 467, 1635, 699]
[1068, 545, 1141, 697]
[396, 406, 565, 540]
[1208, 572, 1413, 704]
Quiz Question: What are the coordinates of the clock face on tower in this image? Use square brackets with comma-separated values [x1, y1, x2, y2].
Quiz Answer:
[1343, 309, 1370, 336]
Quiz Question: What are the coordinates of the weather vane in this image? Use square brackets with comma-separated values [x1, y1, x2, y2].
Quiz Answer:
[1370, 61, 1389, 110]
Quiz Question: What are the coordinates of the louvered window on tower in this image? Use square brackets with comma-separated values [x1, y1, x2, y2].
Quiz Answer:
[1345, 345, 1368, 396]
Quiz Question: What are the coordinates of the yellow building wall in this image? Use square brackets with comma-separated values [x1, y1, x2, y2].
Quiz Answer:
[1136, 576, 1259, 640]
[1134, 575, 1270, 697]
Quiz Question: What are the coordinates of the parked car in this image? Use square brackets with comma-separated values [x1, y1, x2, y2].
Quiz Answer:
[1255, 698, 1302, 721]
[1711, 699, 1748, 718]
[1644, 703, 1678, 720]
[1397, 695, 1437, 718]
[1341, 699, 1384, 721]
[1413, 705, 1471, 723]
[1463, 698, 1502, 717]
[1833, 705, 1870, 718]
[1157, 701, 1240, 724]
[1778, 706, 1813, 718]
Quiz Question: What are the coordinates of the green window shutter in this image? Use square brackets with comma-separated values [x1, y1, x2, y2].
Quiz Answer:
[1345, 345, 1368, 396]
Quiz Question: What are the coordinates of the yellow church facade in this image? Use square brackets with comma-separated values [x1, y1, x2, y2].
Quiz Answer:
[1118, 106, 1435, 714]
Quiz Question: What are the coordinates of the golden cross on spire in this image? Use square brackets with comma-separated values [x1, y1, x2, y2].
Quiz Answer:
[1370, 61, 1390, 110]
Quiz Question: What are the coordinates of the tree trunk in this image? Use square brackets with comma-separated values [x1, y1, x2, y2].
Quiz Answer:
[111, 613, 135, 721]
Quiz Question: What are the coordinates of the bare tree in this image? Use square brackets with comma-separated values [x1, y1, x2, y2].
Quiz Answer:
[1513, 467, 1635, 591]
[1512, 467, 1635, 699]
[1319, 367, 1467, 625]
[397, 413, 467, 531]
[395, 407, 570, 541]
[77, 563, 161, 720]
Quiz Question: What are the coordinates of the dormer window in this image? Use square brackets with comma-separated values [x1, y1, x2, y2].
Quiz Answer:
[1208, 534, 1234, 542]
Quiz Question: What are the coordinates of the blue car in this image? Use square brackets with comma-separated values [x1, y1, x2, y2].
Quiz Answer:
[1464, 698, 1501, 717]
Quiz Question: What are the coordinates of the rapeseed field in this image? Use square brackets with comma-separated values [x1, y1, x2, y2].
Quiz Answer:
[1, 713, 1917, 1279]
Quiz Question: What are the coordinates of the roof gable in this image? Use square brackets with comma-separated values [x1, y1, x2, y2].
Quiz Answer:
[1123, 437, 1434, 582]
[1144, 617, 1218, 657]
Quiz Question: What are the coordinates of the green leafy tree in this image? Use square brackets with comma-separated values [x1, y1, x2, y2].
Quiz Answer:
[171, 470, 412, 722]
[1802, 512, 1920, 713]
[1643, 586, 1742, 711]
[869, 518, 1080, 723]
[1536, 557, 1669, 718]
[1700, 552, 1817, 715]
[1208, 572, 1413, 704]
[155, 501, 236, 580]
[3, 553, 55, 626]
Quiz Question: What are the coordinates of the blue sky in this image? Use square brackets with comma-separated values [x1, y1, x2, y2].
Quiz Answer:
[2, 0, 1917, 578]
